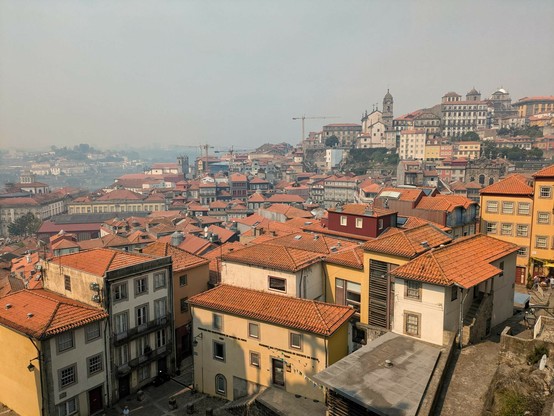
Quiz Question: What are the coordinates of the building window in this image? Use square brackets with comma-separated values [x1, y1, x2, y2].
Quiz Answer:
[87, 354, 103, 376]
[250, 351, 260, 367]
[517, 247, 528, 256]
[486, 222, 497, 234]
[486, 201, 498, 213]
[135, 277, 148, 296]
[179, 275, 188, 287]
[268, 276, 286, 292]
[156, 329, 166, 347]
[340, 215, 347, 226]
[404, 312, 421, 337]
[539, 186, 552, 198]
[536, 236, 548, 249]
[290, 332, 302, 350]
[451, 286, 458, 301]
[213, 341, 225, 361]
[516, 224, 528, 237]
[85, 322, 101, 342]
[537, 212, 550, 224]
[116, 345, 129, 366]
[57, 397, 78, 416]
[136, 305, 148, 326]
[180, 297, 189, 313]
[154, 272, 166, 289]
[113, 283, 128, 302]
[57, 331, 74, 352]
[114, 312, 128, 334]
[518, 202, 530, 215]
[59, 364, 77, 388]
[248, 322, 259, 339]
[64, 275, 71, 292]
[138, 364, 150, 381]
[355, 218, 363, 229]
[502, 202, 514, 214]
[213, 313, 223, 330]
[405, 280, 422, 300]
[215, 374, 227, 395]
[378, 219, 384, 230]
[336, 280, 362, 314]
[501, 223, 513, 235]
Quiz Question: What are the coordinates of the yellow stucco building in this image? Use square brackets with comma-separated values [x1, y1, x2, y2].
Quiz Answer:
[188, 285, 354, 401]
[530, 165, 554, 279]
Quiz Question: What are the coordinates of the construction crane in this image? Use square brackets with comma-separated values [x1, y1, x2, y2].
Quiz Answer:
[292, 115, 339, 144]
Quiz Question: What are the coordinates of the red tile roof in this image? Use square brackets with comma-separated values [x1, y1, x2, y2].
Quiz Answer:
[415, 195, 474, 212]
[142, 241, 208, 271]
[391, 234, 519, 288]
[0, 289, 108, 339]
[362, 224, 451, 258]
[222, 244, 323, 272]
[267, 194, 306, 203]
[188, 285, 354, 336]
[49, 248, 161, 276]
[263, 204, 311, 219]
[97, 189, 143, 201]
[480, 174, 533, 195]
[325, 247, 364, 270]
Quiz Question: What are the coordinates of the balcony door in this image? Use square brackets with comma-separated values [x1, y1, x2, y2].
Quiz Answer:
[272, 359, 285, 387]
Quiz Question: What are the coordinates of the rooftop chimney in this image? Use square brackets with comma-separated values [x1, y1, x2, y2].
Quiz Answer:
[170, 231, 184, 247]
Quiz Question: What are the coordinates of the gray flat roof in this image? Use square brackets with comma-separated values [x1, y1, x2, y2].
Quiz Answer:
[313, 332, 442, 416]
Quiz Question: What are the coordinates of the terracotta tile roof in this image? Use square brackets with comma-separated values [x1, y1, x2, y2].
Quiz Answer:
[415, 195, 474, 212]
[378, 188, 424, 202]
[533, 164, 554, 178]
[230, 173, 248, 182]
[167, 234, 215, 256]
[142, 241, 208, 271]
[325, 247, 364, 270]
[391, 234, 519, 288]
[209, 200, 228, 209]
[78, 234, 131, 250]
[248, 193, 266, 202]
[264, 204, 311, 219]
[97, 189, 143, 201]
[362, 224, 452, 258]
[188, 285, 354, 336]
[207, 225, 236, 244]
[222, 244, 324, 272]
[263, 232, 357, 254]
[397, 216, 450, 232]
[0, 289, 108, 339]
[480, 174, 533, 195]
[332, 203, 395, 217]
[49, 248, 161, 276]
[267, 194, 305, 203]
[249, 177, 269, 184]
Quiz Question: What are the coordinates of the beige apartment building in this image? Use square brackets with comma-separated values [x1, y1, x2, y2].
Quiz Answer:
[68, 189, 166, 214]
[530, 165, 554, 279]
[399, 129, 427, 160]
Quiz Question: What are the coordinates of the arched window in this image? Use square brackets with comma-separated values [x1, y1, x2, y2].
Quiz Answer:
[215, 374, 226, 396]
[479, 174, 485, 185]
[489, 177, 494, 185]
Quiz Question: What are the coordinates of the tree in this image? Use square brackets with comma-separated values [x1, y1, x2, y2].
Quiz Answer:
[460, 131, 480, 141]
[325, 135, 339, 147]
[7, 212, 42, 236]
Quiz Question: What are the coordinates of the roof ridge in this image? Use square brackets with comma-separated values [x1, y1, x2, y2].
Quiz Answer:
[313, 301, 331, 334]
[104, 251, 117, 275]
[42, 301, 62, 339]
[429, 251, 450, 285]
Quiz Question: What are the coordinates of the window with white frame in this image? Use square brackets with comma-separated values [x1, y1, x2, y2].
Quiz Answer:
[486, 222, 497, 234]
[517, 247, 528, 256]
[59, 364, 77, 388]
[290, 332, 302, 350]
[156, 329, 166, 348]
[113, 283, 128, 301]
[85, 321, 101, 342]
[537, 212, 550, 224]
[536, 236, 548, 249]
[518, 202, 530, 215]
[404, 312, 420, 337]
[250, 351, 260, 367]
[516, 224, 529, 237]
[138, 364, 150, 381]
[57, 331, 74, 352]
[502, 202, 514, 214]
[114, 312, 128, 334]
[268, 276, 286, 292]
[248, 322, 259, 339]
[355, 218, 363, 229]
[116, 345, 129, 366]
[135, 277, 148, 296]
[213, 341, 225, 361]
[501, 223, 513, 235]
[215, 374, 227, 395]
[57, 397, 78, 416]
[540, 186, 552, 198]
[87, 354, 103, 376]
[136, 305, 148, 326]
[486, 201, 498, 213]
[154, 272, 166, 289]
[340, 215, 347, 226]
[213, 313, 223, 330]
[405, 280, 422, 300]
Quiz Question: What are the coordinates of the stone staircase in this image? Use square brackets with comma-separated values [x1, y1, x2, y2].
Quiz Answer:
[463, 298, 482, 326]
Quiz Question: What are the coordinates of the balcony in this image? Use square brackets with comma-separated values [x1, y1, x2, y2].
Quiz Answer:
[115, 343, 172, 377]
[113, 313, 172, 346]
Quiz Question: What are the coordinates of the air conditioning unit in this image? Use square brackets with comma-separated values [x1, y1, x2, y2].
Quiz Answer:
[91, 294, 101, 303]
[90, 282, 100, 291]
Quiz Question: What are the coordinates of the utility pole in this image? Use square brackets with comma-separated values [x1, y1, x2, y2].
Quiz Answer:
[292, 115, 339, 144]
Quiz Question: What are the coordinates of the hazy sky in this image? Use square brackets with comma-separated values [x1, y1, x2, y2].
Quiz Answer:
[1, 1, 553, 151]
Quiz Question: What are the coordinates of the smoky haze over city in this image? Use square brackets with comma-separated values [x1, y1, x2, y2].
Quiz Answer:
[1, 0, 553, 150]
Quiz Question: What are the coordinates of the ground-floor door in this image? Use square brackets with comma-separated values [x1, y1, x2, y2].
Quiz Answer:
[88, 385, 103, 414]
[516, 266, 527, 285]
[272, 358, 285, 387]
[158, 357, 167, 373]
[118, 375, 130, 399]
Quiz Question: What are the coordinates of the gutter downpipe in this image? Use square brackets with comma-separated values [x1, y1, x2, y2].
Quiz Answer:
[28, 337, 46, 416]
